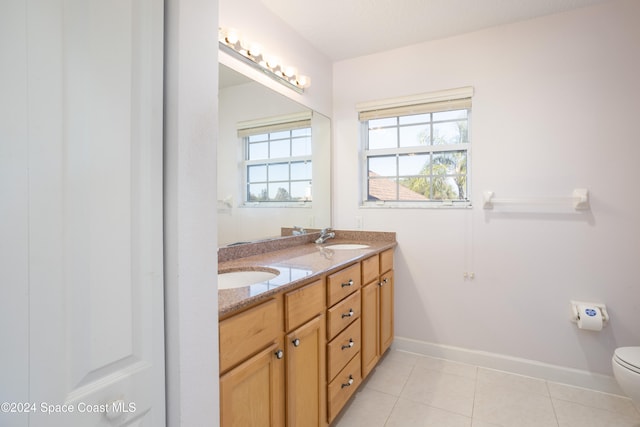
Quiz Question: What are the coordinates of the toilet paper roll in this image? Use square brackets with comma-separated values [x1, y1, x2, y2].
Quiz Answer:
[577, 305, 603, 331]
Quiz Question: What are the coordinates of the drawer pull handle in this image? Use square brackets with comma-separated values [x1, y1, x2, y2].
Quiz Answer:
[341, 309, 354, 318]
[341, 375, 354, 388]
[341, 339, 354, 350]
[341, 279, 354, 288]
[292, 338, 300, 347]
[275, 349, 284, 359]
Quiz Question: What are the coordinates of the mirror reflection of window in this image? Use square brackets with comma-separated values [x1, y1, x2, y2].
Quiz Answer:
[243, 122, 313, 203]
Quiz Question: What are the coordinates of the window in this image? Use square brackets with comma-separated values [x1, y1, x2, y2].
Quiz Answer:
[239, 113, 313, 204]
[358, 87, 473, 207]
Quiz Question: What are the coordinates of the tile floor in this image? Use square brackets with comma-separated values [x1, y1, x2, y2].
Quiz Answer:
[332, 349, 640, 427]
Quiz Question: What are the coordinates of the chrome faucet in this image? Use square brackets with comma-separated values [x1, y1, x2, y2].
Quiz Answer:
[292, 226, 307, 235]
[315, 227, 335, 244]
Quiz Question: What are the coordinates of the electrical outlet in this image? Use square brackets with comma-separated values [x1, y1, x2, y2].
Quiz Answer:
[355, 216, 363, 229]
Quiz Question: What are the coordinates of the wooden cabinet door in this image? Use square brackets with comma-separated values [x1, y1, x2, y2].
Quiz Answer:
[220, 342, 285, 427]
[286, 315, 326, 427]
[379, 270, 394, 354]
[361, 281, 380, 379]
[286, 315, 326, 426]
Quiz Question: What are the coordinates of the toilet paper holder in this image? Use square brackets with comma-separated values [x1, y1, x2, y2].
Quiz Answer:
[570, 300, 609, 326]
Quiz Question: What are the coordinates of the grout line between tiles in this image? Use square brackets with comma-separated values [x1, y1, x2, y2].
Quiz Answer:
[546, 381, 561, 427]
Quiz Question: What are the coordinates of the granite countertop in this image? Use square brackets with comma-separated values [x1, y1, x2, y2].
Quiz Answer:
[218, 230, 396, 318]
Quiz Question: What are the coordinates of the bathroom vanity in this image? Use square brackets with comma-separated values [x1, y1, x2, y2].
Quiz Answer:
[218, 230, 396, 426]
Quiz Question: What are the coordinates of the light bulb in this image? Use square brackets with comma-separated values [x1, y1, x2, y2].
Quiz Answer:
[248, 42, 262, 58]
[284, 66, 297, 78]
[266, 55, 279, 69]
[297, 75, 311, 88]
[224, 29, 239, 45]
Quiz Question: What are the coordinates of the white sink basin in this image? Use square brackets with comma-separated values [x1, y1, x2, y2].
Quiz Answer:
[325, 244, 370, 250]
[218, 270, 279, 289]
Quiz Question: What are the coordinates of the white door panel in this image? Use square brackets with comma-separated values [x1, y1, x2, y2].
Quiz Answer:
[0, 1, 29, 426]
[16, 0, 164, 426]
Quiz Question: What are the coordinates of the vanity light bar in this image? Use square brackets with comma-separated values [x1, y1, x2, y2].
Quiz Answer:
[219, 27, 311, 93]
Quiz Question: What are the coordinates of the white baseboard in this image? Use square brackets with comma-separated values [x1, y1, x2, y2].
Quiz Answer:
[392, 336, 623, 396]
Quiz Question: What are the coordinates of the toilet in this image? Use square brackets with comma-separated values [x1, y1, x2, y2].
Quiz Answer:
[612, 346, 640, 407]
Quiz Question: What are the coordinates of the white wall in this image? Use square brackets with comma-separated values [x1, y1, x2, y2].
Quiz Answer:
[219, 0, 332, 116]
[164, 0, 219, 425]
[333, 0, 640, 384]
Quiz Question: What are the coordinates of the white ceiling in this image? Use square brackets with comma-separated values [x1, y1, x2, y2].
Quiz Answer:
[260, 0, 613, 61]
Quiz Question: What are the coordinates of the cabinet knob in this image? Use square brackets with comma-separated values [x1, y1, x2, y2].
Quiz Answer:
[341, 375, 354, 388]
[341, 338, 354, 350]
[341, 308, 354, 318]
[275, 349, 284, 359]
[292, 338, 300, 347]
[341, 279, 354, 288]
[379, 277, 389, 286]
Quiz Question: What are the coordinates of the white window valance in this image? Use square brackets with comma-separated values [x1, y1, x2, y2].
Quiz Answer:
[237, 111, 312, 137]
[357, 86, 473, 121]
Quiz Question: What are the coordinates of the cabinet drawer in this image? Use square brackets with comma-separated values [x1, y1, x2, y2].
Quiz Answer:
[362, 254, 379, 285]
[327, 352, 361, 423]
[284, 279, 324, 332]
[327, 263, 361, 307]
[327, 318, 361, 381]
[327, 290, 360, 339]
[380, 248, 394, 274]
[219, 298, 282, 373]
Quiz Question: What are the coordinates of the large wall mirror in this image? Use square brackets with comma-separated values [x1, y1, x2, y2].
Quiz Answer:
[218, 63, 331, 246]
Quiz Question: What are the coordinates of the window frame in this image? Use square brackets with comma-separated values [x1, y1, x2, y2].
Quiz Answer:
[358, 87, 473, 209]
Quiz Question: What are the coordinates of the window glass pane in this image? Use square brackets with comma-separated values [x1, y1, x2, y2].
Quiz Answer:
[452, 176, 467, 199]
[399, 154, 430, 176]
[369, 117, 397, 128]
[433, 121, 463, 145]
[270, 139, 290, 159]
[368, 156, 396, 177]
[399, 124, 430, 147]
[247, 164, 267, 182]
[433, 109, 467, 121]
[248, 134, 268, 142]
[433, 151, 467, 175]
[248, 141, 268, 160]
[368, 127, 397, 150]
[248, 183, 267, 201]
[399, 177, 429, 200]
[269, 183, 290, 201]
[290, 181, 309, 199]
[399, 113, 430, 125]
[367, 177, 397, 201]
[291, 137, 312, 156]
[292, 128, 311, 137]
[268, 163, 289, 181]
[429, 175, 460, 200]
[291, 161, 312, 180]
[457, 120, 469, 143]
[269, 130, 290, 140]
